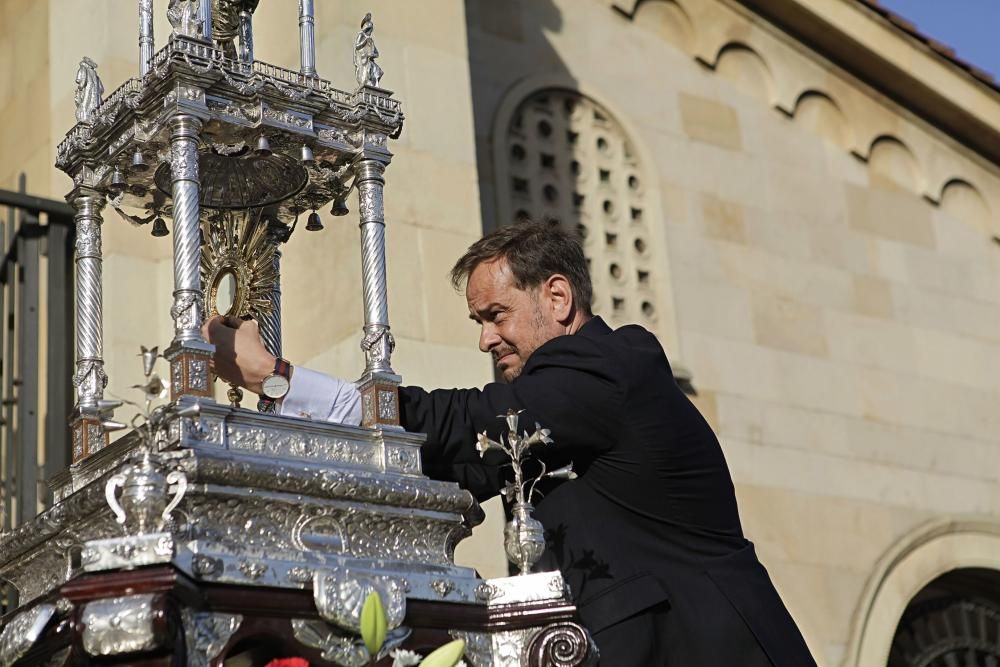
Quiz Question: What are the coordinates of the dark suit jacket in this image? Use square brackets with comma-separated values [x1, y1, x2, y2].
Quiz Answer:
[399, 317, 815, 666]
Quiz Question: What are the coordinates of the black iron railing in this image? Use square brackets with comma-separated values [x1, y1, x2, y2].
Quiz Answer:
[0, 174, 76, 530]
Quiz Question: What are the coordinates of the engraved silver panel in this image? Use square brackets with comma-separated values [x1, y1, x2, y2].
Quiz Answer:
[81, 533, 175, 572]
[0, 604, 56, 667]
[474, 572, 568, 606]
[314, 567, 406, 633]
[81, 594, 157, 656]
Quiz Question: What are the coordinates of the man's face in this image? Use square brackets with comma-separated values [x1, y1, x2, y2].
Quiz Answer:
[466, 258, 563, 382]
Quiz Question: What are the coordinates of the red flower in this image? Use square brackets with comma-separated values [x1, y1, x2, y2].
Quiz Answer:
[265, 659, 309, 667]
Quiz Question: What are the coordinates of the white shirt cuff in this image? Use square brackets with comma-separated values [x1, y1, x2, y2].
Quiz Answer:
[280, 366, 362, 426]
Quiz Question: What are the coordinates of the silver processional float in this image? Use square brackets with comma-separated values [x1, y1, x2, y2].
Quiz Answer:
[0, 2, 596, 665]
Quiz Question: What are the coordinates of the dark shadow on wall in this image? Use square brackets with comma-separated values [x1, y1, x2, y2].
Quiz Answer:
[465, 2, 661, 338]
[464, 0, 577, 235]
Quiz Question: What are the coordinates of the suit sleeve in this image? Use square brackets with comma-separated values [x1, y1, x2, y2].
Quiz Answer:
[400, 336, 625, 499]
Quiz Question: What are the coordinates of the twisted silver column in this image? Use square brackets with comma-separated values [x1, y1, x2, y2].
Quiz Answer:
[168, 115, 205, 344]
[139, 0, 154, 76]
[165, 114, 213, 399]
[355, 160, 395, 376]
[71, 191, 107, 410]
[298, 0, 317, 77]
[257, 222, 285, 360]
[256, 221, 287, 413]
[238, 8, 254, 63]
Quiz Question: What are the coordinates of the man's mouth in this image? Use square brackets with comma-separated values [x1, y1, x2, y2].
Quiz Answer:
[494, 351, 516, 367]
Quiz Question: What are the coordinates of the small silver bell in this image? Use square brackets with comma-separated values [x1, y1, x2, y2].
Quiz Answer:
[255, 135, 271, 156]
[107, 168, 127, 197]
[151, 217, 169, 237]
[130, 149, 149, 173]
[330, 196, 349, 217]
[305, 211, 323, 231]
[301, 144, 315, 165]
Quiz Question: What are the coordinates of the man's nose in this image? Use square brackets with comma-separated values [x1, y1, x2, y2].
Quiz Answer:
[479, 325, 501, 354]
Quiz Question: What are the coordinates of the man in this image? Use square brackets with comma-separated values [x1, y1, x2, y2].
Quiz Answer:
[206, 221, 815, 666]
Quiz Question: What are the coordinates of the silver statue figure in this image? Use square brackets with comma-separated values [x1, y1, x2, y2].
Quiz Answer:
[354, 12, 383, 88]
[167, 0, 204, 39]
[74, 57, 104, 124]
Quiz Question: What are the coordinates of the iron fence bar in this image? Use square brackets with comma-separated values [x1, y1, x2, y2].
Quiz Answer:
[3, 198, 18, 531]
[15, 212, 40, 526]
[44, 218, 73, 500]
[0, 214, 5, 530]
[0, 190, 74, 219]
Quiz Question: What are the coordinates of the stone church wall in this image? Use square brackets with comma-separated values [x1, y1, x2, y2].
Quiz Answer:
[466, 1, 1000, 664]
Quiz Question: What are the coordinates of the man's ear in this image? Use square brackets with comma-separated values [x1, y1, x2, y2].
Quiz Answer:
[545, 274, 575, 323]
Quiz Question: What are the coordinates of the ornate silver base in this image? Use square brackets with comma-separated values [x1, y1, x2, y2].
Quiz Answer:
[6, 397, 480, 606]
[0, 398, 596, 665]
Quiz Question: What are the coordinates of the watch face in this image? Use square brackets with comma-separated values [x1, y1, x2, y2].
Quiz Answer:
[262, 374, 290, 399]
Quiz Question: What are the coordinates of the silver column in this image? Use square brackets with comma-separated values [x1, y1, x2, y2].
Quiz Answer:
[169, 115, 204, 344]
[298, 0, 317, 77]
[200, 0, 213, 43]
[238, 8, 254, 63]
[164, 114, 214, 399]
[71, 191, 108, 410]
[354, 159, 400, 429]
[257, 220, 287, 360]
[355, 159, 394, 376]
[256, 220, 288, 413]
[139, 0, 154, 76]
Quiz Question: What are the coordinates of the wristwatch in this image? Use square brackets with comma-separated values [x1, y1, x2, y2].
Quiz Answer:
[261, 357, 292, 402]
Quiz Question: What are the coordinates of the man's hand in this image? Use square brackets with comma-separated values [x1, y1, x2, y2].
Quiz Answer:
[202, 316, 276, 396]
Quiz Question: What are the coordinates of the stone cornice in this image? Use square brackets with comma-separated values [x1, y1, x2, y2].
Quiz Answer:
[734, 0, 1000, 165]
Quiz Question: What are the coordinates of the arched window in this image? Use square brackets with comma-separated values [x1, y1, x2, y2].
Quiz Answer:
[889, 568, 1000, 666]
[496, 89, 661, 331]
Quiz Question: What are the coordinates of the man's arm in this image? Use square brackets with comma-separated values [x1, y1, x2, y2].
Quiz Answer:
[280, 367, 362, 425]
[400, 334, 626, 498]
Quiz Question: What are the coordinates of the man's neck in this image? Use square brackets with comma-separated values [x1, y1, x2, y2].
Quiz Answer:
[566, 311, 592, 336]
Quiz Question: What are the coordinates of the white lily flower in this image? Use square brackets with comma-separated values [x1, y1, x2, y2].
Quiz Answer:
[476, 430, 501, 457]
[523, 424, 553, 448]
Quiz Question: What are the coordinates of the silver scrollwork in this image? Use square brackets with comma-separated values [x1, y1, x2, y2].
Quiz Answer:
[431, 579, 456, 598]
[527, 623, 596, 667]
[358, 186, 384, 223]
[169, 293, 203, 332]
[192, 553, 223, 578]
[360, 328, 395, 376]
